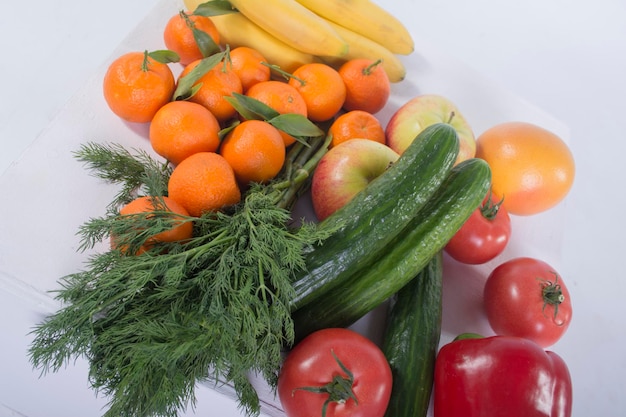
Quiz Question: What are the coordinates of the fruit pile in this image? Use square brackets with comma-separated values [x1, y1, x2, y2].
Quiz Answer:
[102, 2, 402, 223]
[184, 0, 413, 82]
[28, 1, 578, 417]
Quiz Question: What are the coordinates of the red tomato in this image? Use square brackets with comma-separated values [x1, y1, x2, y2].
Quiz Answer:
[483, 257, 573, 348]
[277, 328, 392, 417]
[445, 192, 511, 264]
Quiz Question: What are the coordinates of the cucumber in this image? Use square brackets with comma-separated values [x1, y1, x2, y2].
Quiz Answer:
[291, 157, 491, 338]
[290, 123, 459, 309]
[382, 252, 443, 417]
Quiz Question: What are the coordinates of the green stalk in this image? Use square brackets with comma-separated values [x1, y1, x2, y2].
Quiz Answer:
[276, 134, 331, 210]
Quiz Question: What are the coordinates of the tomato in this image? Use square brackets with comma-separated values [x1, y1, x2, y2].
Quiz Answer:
[483, 257, 573, 348]
[445, 192, 511, 264]
[277, 328, 392, 417]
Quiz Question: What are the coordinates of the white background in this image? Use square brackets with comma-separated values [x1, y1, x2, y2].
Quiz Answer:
[1, 0, 625, 416]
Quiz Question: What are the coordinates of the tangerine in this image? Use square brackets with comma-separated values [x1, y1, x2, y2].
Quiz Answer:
[287, 63, 346, 122]
[338, 58, 390, 114]
[245, 80, 308, 146]
[229, 46, 272, 93]
[475, 121, 575, 216]
[163, 11, 220, 66]
[103, 51, 175, 123]
[168, 152, 241, 217]
[220, 119, 286, 185]
[113, 195, 193, 254]
[328, 110, 385, 148]
[179, 58, 243, 122]
[149, 100, 221, 165]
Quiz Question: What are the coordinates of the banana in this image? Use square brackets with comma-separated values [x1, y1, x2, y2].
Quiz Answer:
[184, 0, 315, 73]
[227, 0, 349, 58]
[295, 0, 414, 55]
[321, 21, 407, 83]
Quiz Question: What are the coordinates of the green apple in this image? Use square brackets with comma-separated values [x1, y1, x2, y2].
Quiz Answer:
[385, 94, 476, 164]
[311, 138, 400, 221]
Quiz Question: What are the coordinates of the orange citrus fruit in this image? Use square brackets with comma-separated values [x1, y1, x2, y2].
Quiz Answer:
[149, 100, 221, 165]
[328, 110, 385, 148]
[338, 58, 390, 114]
[103, 51, 175, 123]
[113, 195, 193, 254]
[163, 11, 220, 66]
[168, 152, 241, 217]
[245, 80, 308, 146]
[220, 119, 286, 185]
[287, 63, 346, 122]
[229, 46, 272, 93]
[179, 58, 243, 123]
[475, 121, 575, 216]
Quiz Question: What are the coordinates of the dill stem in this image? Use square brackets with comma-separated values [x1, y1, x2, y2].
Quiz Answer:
[185, 228, 233, 255]
[276, 134, 331, 210]
[256, 258, 268, 305]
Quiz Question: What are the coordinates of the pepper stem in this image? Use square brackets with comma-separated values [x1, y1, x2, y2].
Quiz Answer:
[291, 350, 358, 417]
[453, 332, 485, 341]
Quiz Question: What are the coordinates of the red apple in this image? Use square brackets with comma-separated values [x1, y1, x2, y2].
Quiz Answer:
[311, 139, 400, 221]
[385, 94, 476, 164]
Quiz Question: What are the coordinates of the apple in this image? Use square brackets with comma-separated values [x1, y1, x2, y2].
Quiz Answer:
[385, 94, 476, 164]
[311, 138, 400, 221]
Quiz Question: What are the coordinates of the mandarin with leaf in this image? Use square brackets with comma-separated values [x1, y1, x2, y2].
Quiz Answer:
[103, 50, 176, 123]
[245, 80, 308, 146]
[163, 10, 220, 66]
[179, 57, 243, 123]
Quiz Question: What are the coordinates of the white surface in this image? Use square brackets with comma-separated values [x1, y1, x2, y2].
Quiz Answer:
[0, 1, 624, 417]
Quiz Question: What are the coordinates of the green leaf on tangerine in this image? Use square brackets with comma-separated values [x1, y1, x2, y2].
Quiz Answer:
[192, 0, 238, 16]
[218, 120, 240, 141]
[226, 93, 281, 121]
[192, 27, 221, 57]
[148, 49, 180, 64]
[173, 51, 225, 101]
[269, 114, 324, 138]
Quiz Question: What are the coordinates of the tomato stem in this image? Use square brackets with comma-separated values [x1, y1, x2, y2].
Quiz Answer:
[291, 349, 358, 417]
[480, 191, 504, 221]
[538, 272, 566, 325]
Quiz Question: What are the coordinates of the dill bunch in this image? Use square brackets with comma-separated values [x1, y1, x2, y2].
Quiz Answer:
[28, 135, 333, 417]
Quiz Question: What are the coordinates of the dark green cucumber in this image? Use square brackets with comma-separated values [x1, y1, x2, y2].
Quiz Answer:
[290, 123, 459, 310]
[382, 252, 443, 417]
[292, 157, 491, 338]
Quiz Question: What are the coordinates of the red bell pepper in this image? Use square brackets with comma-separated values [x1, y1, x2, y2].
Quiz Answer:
[434, 334, 572, 417]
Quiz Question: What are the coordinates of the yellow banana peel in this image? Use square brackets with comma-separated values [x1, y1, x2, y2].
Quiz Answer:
[322, 21, 407, 83]
[228, 0, 349, 58]
[295, 0, 414, 55]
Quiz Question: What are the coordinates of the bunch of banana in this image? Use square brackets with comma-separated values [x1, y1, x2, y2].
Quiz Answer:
[182, 0, 414, 82]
